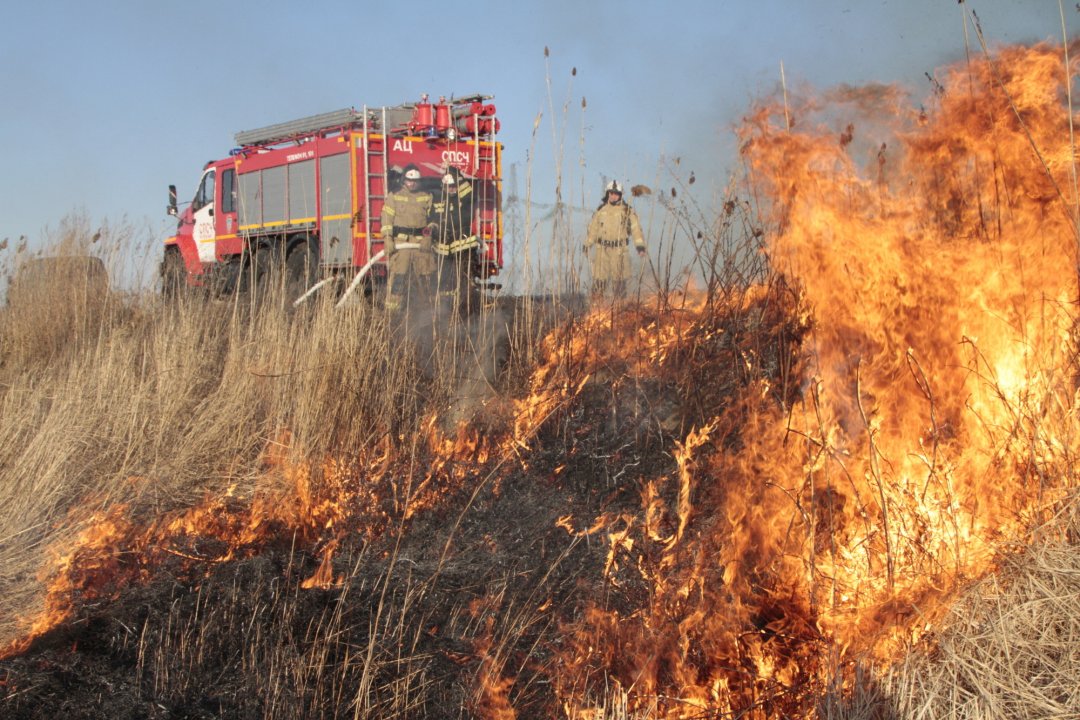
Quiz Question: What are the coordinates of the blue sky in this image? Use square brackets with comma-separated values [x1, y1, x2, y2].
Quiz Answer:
[0, 0, 1071, 284]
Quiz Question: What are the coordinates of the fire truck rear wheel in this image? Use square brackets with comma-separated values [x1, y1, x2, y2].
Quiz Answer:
[285, 241, 317, 305]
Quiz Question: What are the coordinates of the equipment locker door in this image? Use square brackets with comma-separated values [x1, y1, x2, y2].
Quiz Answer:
[320, 151, 352, 266]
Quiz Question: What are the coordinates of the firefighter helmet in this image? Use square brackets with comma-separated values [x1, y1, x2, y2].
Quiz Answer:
[605, 180, 623, 194]
[441, 173, 456, 186]
[404, 164, 421, 181]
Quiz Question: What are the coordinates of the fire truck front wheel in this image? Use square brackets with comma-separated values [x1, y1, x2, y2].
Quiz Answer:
[161, 249, 186, 299]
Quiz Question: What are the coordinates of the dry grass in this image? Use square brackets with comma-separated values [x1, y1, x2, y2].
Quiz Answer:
[882, 496, 1080, 719]
[0, 216, 477, 647]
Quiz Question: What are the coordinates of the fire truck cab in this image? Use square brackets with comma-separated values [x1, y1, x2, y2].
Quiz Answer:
[162, 94, 502, 304]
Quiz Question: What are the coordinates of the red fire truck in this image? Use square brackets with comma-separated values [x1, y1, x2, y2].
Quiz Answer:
[162, 94, 502, 304]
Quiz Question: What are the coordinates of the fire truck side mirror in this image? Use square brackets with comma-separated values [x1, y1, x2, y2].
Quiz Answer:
[167, 185, 178, 216]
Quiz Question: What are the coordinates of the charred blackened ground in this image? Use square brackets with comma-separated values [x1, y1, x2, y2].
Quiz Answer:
[0, 285, 806, 719]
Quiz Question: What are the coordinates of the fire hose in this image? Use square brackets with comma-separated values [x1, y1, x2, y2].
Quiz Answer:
[292, 276, 336, 307]
[332, 242, 420, 309]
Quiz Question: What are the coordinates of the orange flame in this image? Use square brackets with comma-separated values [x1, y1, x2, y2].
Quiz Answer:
[553, 41, 1080, 717]
[3, 423, 493, 658]
[471, 613, 518, 720]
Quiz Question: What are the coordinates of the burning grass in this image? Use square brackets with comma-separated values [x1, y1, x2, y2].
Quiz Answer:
[2, 37, 1080, 720]
[885, 494, 1080, 719]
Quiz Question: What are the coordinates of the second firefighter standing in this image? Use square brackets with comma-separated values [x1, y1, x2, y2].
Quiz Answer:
[431, 169, 476, 257]
[431, 169, 479, 314]
[585, 180, 646, 297]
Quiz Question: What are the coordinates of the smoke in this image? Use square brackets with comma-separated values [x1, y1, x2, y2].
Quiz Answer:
[395, 279, 512, 430]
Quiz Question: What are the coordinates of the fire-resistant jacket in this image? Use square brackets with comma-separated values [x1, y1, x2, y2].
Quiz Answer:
[381, 187, 433, 242]
[585, 201, 644, 250]
[431, 182, 477, 255]
[585, 201, 645, 282]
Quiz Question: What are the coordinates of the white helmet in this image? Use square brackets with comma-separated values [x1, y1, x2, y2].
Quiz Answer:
[605, 180, 623, 194]
[404, 167, 421, 181]
[441, 173, 456, 185]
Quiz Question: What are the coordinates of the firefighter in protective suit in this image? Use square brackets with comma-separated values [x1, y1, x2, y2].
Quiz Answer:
[431, 170, 478, 314]
[585, 180, 645, 297]
[381, 164, 436, 311]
